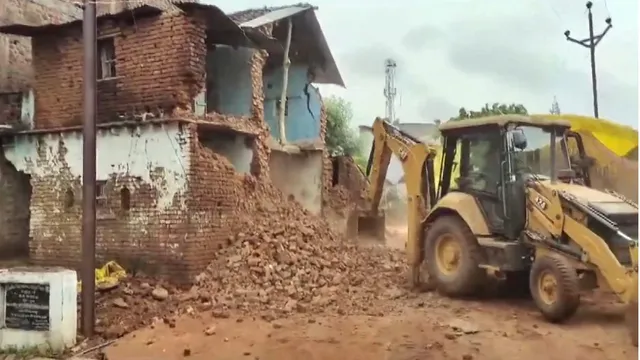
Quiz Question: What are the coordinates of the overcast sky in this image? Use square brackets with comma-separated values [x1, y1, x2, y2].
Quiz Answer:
[211, 0, 638, 128]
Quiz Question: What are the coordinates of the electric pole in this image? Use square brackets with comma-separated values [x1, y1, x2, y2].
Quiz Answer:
[564, 1, 612, 119]
[81, 0, 97, 337]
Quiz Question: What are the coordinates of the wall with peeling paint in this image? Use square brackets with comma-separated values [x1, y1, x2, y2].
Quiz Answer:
[4, 123, 189, 209]
[263, 65, 322, 143]
[0, 121, 198, 278]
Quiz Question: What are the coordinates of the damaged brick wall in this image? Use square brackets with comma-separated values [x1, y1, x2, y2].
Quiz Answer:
[332, 155, 368, 204]
[0, 0, 81, 93]
[0, 153, 31, 259]
[0, 92, 22, 127]
[248, 49, 270, 178]
[184, 123, 244, 276]
[27, 170, 193, 278]
[2, 122, 212, 281]
[31, 11, 207, 129]
[1, 120, 260, 282]
[0, 35, 31, 94]
[319, 100, 334, 213]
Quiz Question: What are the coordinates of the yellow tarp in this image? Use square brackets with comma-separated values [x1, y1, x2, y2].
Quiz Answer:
[531, 114, 638, 157]
[77, 260, 127, 293]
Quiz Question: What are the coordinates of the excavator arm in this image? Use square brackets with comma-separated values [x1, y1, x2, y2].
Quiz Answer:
[361, 118, 437, 274]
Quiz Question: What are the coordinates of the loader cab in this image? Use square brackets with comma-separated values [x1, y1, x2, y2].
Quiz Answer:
[437, 117, 572, 240]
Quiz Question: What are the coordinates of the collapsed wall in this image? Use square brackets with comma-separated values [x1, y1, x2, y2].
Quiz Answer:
[324, 155, 368, 213]
[94, 147, 408, 338]
[89, 32, 408, 338]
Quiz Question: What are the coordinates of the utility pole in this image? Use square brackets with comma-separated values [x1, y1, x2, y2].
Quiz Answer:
[564, 1, 612, 119]
[81, 0, 97, 337]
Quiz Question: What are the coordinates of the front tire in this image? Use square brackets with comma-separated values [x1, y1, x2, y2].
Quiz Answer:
[529, 254, 580, 323]
[424, 215, 486, 297]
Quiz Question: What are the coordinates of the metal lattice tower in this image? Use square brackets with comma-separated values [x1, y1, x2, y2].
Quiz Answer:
[383, 58, 397, 123]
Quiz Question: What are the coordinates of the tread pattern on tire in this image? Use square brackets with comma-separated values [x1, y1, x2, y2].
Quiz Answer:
[529, 253, 580, 323]
[424, 215, 486, 297]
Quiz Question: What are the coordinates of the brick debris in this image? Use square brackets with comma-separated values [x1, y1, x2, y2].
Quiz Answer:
[91, 150, 409, 341]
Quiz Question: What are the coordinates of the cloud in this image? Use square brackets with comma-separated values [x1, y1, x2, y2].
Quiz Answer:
[339, 44, 402, 79]
[312, 0, 637, 127]
[401, 24, 444, 52]
[443, 10, 638, 124]
[337, 44, 431, 94]
[418, 97, 459, 121]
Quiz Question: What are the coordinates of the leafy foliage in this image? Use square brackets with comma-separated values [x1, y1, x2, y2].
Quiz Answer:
[324, 96, 360, 156]
[450, 103, 528, 121]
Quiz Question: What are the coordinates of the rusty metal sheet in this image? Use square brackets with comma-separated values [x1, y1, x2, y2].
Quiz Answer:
[238, 6, 313, 28]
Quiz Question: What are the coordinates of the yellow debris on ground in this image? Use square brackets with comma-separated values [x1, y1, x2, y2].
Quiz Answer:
[77, 261, 127, 293]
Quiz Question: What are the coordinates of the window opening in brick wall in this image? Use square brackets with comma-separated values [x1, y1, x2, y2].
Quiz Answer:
[97, 38, 116, 80]
[96, 180, 107, 206]
[120, 187, 130, 210]
[64, 188, 74, 209]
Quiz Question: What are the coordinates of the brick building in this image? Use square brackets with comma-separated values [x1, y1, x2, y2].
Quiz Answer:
[0, 2, 343, 282]
[0, 0, 81, 129]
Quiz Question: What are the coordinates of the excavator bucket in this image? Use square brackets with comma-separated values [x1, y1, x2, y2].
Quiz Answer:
[347, 210, 386, 243]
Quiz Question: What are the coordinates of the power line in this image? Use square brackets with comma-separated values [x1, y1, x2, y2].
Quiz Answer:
[564, 1, 612, 119]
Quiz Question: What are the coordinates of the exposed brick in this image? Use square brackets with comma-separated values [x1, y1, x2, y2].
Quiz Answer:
[319, 99, 334, 212]
[0, 3, 341, 285]
[0, 0, 81, 93]
[31, 11, 207, 128]
[249, 49, 270, 178]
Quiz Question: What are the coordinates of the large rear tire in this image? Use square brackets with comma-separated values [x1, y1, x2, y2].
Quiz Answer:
[424, 215, 486, 297]
[529, 254, 580, 323]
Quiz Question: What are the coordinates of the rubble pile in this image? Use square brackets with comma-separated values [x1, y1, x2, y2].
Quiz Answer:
[324, 184, 352, 215]
[92, 152, 409, 340]
[197, 203, 408, 318]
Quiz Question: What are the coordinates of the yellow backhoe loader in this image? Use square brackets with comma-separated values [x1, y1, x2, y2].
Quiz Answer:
[359, 115, 638, 346]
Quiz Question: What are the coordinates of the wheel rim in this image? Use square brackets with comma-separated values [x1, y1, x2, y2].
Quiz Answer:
[435, 234, 462, 275]
[537, 270, 558, 305]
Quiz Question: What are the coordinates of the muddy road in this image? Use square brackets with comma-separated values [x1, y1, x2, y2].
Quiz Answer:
[105, 291, 635, 360]
[104, 223, 637, 360]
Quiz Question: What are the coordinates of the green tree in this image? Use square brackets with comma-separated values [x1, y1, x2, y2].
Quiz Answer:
[450, 103, 528, 121]
[325, 96, 360, 157]
[448, 103, 528, 169]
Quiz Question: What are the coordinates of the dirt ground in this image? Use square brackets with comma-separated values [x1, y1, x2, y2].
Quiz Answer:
[103, 223, 638, 360]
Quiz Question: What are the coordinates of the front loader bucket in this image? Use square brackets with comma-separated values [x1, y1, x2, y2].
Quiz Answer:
[347, 210, 386, 243]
